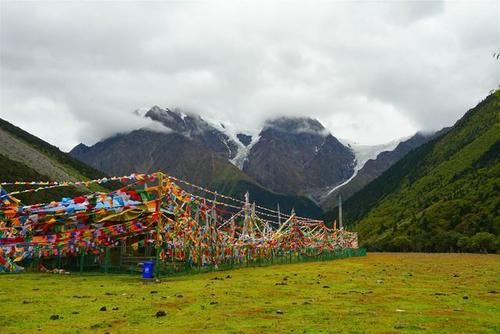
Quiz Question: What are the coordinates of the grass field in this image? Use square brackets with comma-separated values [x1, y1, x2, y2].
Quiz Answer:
[0, 253, 499, 333]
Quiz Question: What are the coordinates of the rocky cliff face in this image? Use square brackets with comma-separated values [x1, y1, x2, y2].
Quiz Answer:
[242, 117, 356, 198]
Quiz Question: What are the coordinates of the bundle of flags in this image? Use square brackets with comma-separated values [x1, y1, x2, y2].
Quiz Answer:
[0, 186, 20, 208]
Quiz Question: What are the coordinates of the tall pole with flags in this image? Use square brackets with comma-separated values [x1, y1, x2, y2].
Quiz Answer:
[338, 194, 343, 230]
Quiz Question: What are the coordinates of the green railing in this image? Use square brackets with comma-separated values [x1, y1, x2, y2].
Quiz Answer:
[20, 248, 366, 276]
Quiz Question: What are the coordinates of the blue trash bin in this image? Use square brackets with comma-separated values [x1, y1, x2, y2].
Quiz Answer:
[142, 261, 155, 279]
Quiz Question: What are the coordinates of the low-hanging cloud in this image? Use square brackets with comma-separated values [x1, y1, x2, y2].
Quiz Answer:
[0, 1, 498, 151]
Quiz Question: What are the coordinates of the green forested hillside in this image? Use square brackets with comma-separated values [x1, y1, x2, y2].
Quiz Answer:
[333, 91, 499, 253]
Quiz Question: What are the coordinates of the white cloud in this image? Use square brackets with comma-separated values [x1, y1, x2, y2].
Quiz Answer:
[0, 0, 498, 151]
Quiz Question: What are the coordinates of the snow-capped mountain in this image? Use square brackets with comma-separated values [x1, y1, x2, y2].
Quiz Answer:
[70, 106, 436, 210]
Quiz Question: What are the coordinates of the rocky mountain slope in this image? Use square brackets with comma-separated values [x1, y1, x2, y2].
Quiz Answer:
[70, 123, 323, 217]
[325, 90, 500, 253]
[0, 118, 110, 203]
[243, 117, 355, 198]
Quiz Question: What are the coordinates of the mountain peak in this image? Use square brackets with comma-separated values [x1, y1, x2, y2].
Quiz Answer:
[70, 143, 91, 155]
[145, 105, 173, 120]
[150, 105, 165, 112]
[138, 105, 241, 160]
[264, 117, 328, 136]
[144, 106, 196, 134]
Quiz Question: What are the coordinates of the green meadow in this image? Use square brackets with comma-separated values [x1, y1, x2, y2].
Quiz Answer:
[1, 253, 498, 334]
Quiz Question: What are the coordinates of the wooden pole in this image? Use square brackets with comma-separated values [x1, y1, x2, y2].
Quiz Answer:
[155, 172, 166, 278]
[277, 203, 281, 226]
[338, 194, 343, 230]
[211, 191, 217, 269]
[243, 192, 250, 238]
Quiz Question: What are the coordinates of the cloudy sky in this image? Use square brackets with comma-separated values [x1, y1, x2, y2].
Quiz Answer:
[0, 1, 498, 151]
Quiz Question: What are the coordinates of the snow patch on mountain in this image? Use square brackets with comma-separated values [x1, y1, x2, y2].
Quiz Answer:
[201, 115, 262, 168]
[339, 137, 405, 172]
[325, 136, 410, 196]
[230, 134, 261, 169]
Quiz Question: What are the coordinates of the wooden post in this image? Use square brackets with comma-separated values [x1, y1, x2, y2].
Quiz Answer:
[243, 192, 250, 238]
[155, 172, 166, 278]
[277, 203, 281, 226]
[338, 194, 343, 230]
[211, 191, 217, 270]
